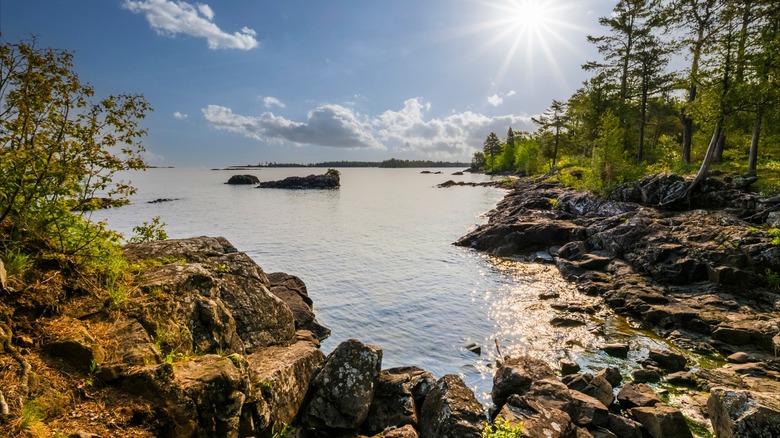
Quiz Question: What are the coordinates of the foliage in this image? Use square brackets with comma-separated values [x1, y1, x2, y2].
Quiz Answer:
[129, 216, 168, 243]
[0, 38, 150, 267]
[483, 419, 524, 437]
[483, 132, 503, 172]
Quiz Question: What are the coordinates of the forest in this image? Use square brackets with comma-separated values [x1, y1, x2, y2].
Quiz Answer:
[475, 0, 780, 195]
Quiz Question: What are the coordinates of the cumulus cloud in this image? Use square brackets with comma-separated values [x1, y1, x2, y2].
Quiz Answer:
[123, 0, 259, 50]
[263, 96, 286, 108]
[202, 104, 384, 149]
[202, 98, 534, 159]
[173, 111, 188, 120]
[487, 94, 503, 107]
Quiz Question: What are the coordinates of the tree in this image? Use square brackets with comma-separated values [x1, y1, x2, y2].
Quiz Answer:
[483, 132, 502, 173]
[471, 151, 486, 171]
[0, 39, 151, 255]
[532, 100, 568, 168]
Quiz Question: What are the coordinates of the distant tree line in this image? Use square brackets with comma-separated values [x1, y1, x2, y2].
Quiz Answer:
[252, 159, 469, 168]
[475, 0, 780, 194]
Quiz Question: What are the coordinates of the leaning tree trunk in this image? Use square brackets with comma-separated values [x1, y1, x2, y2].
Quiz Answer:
[685, 119, 724, 198]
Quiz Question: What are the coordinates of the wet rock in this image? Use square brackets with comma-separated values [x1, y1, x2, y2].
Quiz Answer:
[492, 355, 557, 409]
[617, 383, 661, 410]
[601, 343, 629, 358]
[632, 369, 661, 384]
[302, 339, 382, 430]
[647, 349, 687, 373]
[597, 367, 623, 388]
[245, 337, 325, 433]
[707, 387, 780, 438]
[267, 272, 331, 341]
[363, 366, 435, 435]
[550, 313, 588, 327]
[560, 358, 581, 376]
[665, 371, 697, 387]
[226, 174, 260, 185]
[256, 169, 340, 189]
[462, 341, 481, 356]
[419, 374, 484, 438]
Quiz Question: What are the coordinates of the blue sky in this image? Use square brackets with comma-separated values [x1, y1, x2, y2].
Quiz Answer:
[2, 0, 614, 166]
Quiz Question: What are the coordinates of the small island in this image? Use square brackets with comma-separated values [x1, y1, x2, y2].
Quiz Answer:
[256, 168, 340, 189]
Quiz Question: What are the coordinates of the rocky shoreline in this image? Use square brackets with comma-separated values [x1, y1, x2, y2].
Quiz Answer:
[1, 172, 779, 437]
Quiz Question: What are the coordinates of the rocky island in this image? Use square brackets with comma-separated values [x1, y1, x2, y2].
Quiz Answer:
[256, 169, 341, 190]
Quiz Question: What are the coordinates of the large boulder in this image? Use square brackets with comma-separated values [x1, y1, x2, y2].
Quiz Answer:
[123, 237, 297, 355]
[492, 355, 557, 409]
[256, 169, 340, 189]
[419, 374, 485, 438]
[629, 404, 692, 438]
[301, 339, 382, 430]
[244, 336, 325, 434]
[562, 373, 614, 408]
[41, 316, 105, 371]
[494, 393, 577, 438]
[707, 387, 780, 438]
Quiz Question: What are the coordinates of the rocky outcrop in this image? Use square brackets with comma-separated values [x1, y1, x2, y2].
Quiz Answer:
[419, 374, 485, 438]
[226, 174, 260, 185]
[707, 387, 780, 438]
[267, 272, 330, 341]
[256, 169, 340, 189]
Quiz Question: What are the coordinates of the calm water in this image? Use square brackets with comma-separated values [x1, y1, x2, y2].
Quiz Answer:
[97, 167, 667, 403]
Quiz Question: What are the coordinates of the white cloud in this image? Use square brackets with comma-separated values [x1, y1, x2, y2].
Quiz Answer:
[202, 98, 534, 160]
[202, 104, 384, 149]
[487, 94, 503, 107]
[123, 0, 259, 50]
[507, 90, 516, 97]
[263, 96, 286, 108]
[173, 111, 188, 120]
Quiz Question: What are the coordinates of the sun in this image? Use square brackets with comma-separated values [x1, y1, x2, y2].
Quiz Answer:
[466, 0, 582, 90]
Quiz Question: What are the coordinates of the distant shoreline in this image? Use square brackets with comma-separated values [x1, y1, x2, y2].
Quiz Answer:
[217, 158, 471, 169]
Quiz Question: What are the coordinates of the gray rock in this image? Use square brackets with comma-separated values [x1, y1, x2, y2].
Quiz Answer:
[707, 387, 780, 438]
[419, 374, 484, 438]
[267, 272, 330, 341]
[302, 339, 382, 430]
[629, 404, 693, 438]
[245, 337, 325, 433]
[492, 355, 557, 409]
[363, 366, 435, 435]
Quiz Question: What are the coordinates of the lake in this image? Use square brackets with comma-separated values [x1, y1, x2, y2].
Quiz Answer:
[96, 167, 666, 403]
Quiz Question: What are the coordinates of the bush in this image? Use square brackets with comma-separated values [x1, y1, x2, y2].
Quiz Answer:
[0, 38, 151, 261]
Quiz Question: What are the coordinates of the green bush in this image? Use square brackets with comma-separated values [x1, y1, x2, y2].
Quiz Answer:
[483, 419, 524, 437]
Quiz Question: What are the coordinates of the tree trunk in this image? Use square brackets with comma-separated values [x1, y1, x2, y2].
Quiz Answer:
[637, 83, 649, 163]
[748, 105, 763, 176]
[684, 118, 724, 199]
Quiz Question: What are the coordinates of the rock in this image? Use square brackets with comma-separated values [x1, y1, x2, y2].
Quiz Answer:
[42, 316, 105, 371]
[617, 383, 661, 410]
[124, 237, 297, 354]
[363, 366, 435, 435]
[512, 379, 574, 414]
[147, 197, 179, 203]
[632, 369, 661, 384]
[647, 349, 687, 373]
[463, 341, 481, 356]
[773, 333, 780, 356]
[107, 317, 162, 367]
[726, 352, 750, 364]
[629, 404, 693, 438]
[494, 394, 576, 438]
[568, 390, 609, 427]
[302, 339, 382, 430]
[563, 373, 614, 408]
[226, 174, 260, 185]
[381, 424, 420, 438]
[256, 168, 340, 189]
[550, 313, 588, 327]
[560, 358, 581, 376]
[665, 371, 697, 387]
[245, 337, 325, 433]
[707, 387, 780, 438]
[419, 374, 484, 438]
[267, 272, 330, 341]
[492, 355, 557, 409]
[601, 343, 629, 358]
[597, 367, 623, 388]
[606, 413, 643, 438]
